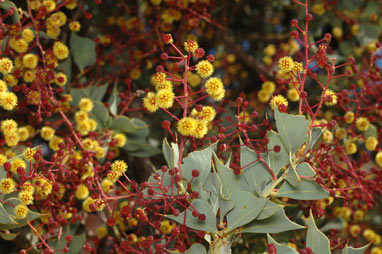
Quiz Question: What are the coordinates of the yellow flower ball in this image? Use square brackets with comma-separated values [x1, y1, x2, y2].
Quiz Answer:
[53, 41, 69, 60]
[270, 95, 288, 110]
[192, 120, 208, 139]
[365, 136, 378, 151]
[75, 184, 89, 200]
[9, 38, 28, 53]
[205, 77, 223, 97]
[96, 226, 108, 239]
[156, 89, 175, 109]
[55, 72, 67, 86]
[261, 81, 275, 94]
[278, 56, 294, 72]
[18, 127, 30, 141]
[0, 92, 18, 110]
[0, 58, 14, 75]
[22, 54, 38, 69]
[113, 133, 127, 147]
[4, 75, 18, 87]
[345, 141, 357, 155]
[11, 158, 26, 174]
[264, 44, 276, 56]
[111, 160, 128, 173]
[41, 126, 55, 141]
[23, 70, 36, 83]
[375, 152, 382, 167]
[143, 92, 159, 113]
[69, 21, 81, 32]
[177, 117, 197, 136]
[257, 89, 271, 103]
[287, 88, 300, 102]
[4, 132, 20, 147]
[196, 60, 214, 78]
[101, 178, 114, 193]
[184, 40, 198, 53]
[344, 111, 355, 124]
[14, 204, 28, 219]
[323, 89, 338, 106]
[0, 154, 7, 166]
[19, 191, 34, 205]
[332, 27, 343, 38]
[49, 136, 64, 151]
[356, 117, 370, 132]
[1, 119, 18, 134]
[78, 98, 94, 112]
[0, 178, 16, 194]
[155, 80, 173, 91]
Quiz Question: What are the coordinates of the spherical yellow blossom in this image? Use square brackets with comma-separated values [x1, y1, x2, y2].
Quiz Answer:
[261, 81, 275, 94]
[311, 3, 325, 15]
[371, 247, 382, 254]
[363, 229, 376, 242]
[53, 41, 69, 60]
[188, 72, 201, 87]
[351, 24, 360, 36]
[19, 191, 34, 205]
[95, 146, 105, 159]
[9, 38, 28, 53]
[192, 106, 216, 122]
[95, 199, 105, 211]
[365, 136, 378, 151]
[349, 225, 361, 238]
[65, 0, 78, 9]
[107, 170, 122, 182]
[177, 117, 197, 136]
[18, 127, 30, 141]
[323, 89, 337, 106]
[111, 160, 128, 173]
[287, 88, 300, 102]
[344, 111, 355, 124]
[270, 95, 288, 110]
[49, 136, 64, 151]
[0, 58, 14, 75]
[76, 121, 91, 136]
[11, 158, 26, 173]
[156, 89, 175, 109]
[278, 56, 294, 72]
[151, 0, 162, 5]
[160, 220, 175, 234]
[55, 72, 67, 86]
[0, 178, 16, 194]
[82, 138, 94, 151]
[155, 80, 173, 91]
[264, 44, 276, 56]
[43, 0, 56, 11]
[205, 77, 224, 96]
[22, 29, 35, 43]
[196, 60, 214, 78]
[0, 154, 7, 166]
[41, 126, 55, 141]
[345, 141, 357, 155]
[322, 130, 333, 144]
[33, 178, 52, 199]
[292, 61, 303, 73]
[113, 133, 127, 147]
[258, 89, 271, 103]
[23, 70, 36, 83]
[143, 92, 159, 112]
[151, 72, 166, 86]
[356, 117, 370, 132]
[101, 178, 114, 193]
[4, 75, 18, 87]
[14, 204, 28, 219]
[0, 80, 8, 93]
[82, 197, 95, 212]
[96, 226, 108, 239]
[75, 184, 89, 200]
[375, 152, 382, 167]
[69, 21, 81, 32]
[192, 120, 208, 138]
[4, 132, 20, 147]
[184, 40, 198, 53]
[21, 181, 35, 194]
[75, 110, 89, 122]
[332, 27, 343, 38]
[263, 56, 273, 66]
[1, 119, 18, 134]
[78, 98, 94, 112]
[335, 128, 347, 140]
[22, 54, 38, 69]
[0, 91, 17, 110]
[129, 68, 141, 80]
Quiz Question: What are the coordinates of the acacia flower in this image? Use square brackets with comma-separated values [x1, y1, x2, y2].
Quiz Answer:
[278, 56, 294, 72]
[78, 98, 94, 112]
[270, 95, 288, 110]
[196, 60, 214, 78]
[177, 117, 197, 136]
[184, 40, 198, 53]
[143, 92, 159, 112]
[192, 120, 208, 139]
[344, 111, 355, 123]
[156, 89, 175, 109]
[356, 117, 370, 132]
[22, 54, 38, 69]
[53, 41, 69, 60]
[0, 178, 16, 194]
[323, 89, 338, 106]
[14, 204, 28, 219]
[0, 92, 18, 110]
[19, 191, 34, 205]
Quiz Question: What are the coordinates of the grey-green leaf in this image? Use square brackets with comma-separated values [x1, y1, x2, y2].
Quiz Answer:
[90, 100, 109, 130]
[256, 200, 283, 220]
[226, 189, 267, 231]
[167, 199, 218, 233]
[242, 209, 304, 234]
[266, 131, 289, 176]
[110, 116, 148, 134]
[274, 107, 309, 153]
[305, 127, 323, 154]
[108, 83, 120, 115]
[185, 243, 207, 254]
[341, 244, 370, 254]
[162, 138, 179, 169]
[276, 179, 329, 200]
[306, 211, 331, 254]
[70, 32, 96, 71]
[297, 163, 316, 177]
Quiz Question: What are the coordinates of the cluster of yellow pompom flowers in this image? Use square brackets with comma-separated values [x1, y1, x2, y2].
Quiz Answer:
[0, 58, 18, 111]
[75, 98, 98, 136]
[143, 72, 175, 112]
[1, 119, 33, 147]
